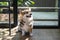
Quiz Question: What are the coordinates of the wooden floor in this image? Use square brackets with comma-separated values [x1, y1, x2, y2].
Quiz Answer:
[12, 29, 60, 40]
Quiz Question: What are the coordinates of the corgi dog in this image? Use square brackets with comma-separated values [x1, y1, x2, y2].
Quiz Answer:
[17, 8, 33, 36]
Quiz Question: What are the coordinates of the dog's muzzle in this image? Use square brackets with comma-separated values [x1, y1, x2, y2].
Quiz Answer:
[26, 14, 32, 18]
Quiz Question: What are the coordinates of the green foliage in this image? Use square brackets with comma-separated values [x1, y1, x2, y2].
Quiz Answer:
[18, 0, 35, 6]
[0, 0, 35, 6]
[0, 2, 8, 6]
[30, 1, 35, 5]
[0, 2, 8, 12]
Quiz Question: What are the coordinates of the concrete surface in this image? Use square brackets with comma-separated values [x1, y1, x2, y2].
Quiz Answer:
[12, 29, 60, 40]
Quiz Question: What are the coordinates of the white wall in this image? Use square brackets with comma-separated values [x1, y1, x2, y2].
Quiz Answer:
[32, 12, 58, 26]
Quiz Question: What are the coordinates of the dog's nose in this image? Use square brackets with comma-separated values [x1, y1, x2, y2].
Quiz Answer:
[30, 14, 32, 15]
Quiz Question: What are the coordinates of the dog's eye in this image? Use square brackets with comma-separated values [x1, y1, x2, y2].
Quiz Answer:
[25, 12, 28, 14]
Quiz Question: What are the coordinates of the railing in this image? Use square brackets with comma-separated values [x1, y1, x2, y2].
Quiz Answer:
[18, 7, 59, 9]
[0, 7, 59, 13]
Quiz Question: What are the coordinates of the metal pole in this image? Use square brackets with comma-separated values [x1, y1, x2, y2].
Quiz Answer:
[13, 7, 60, 9]
[9, 0, 11, 36]
[13, 0, 18, 26]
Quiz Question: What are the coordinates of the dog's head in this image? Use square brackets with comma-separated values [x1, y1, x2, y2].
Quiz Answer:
[19, 8, 32, 18]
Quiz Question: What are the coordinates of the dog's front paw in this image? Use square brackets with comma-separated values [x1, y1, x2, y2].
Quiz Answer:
[22, 31, 25, 36]
[30, 33, 33, 36]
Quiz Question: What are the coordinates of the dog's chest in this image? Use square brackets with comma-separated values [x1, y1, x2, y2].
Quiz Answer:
[20, 16, 33, 27]
[23, 16, 33, 24]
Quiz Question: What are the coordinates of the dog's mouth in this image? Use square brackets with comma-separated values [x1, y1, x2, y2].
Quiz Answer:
[26, 15, 31, 17]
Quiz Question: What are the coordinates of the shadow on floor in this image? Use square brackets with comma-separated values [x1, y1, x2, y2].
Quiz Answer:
[12, 32, 32, 40]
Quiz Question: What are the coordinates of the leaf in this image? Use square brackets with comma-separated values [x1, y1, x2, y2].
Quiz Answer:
[30, 1, 35, 5]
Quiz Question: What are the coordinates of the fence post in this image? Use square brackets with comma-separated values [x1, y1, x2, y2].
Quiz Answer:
[58, 0, 60, 28]
[13, 0, 18, 26]
[9, 0, 11, 36]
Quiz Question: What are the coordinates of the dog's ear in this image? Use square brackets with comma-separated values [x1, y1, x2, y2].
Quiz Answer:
[18, 10, 22, 14]
[18, 10, 24, 16]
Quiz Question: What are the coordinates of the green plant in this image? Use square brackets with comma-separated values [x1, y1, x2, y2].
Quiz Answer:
[18, 0, 35, 7]
[0, 2, 8, 6]
[0, 2, 9, 12]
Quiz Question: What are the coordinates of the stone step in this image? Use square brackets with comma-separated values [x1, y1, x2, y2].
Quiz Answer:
[0, 26, 18, 40]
